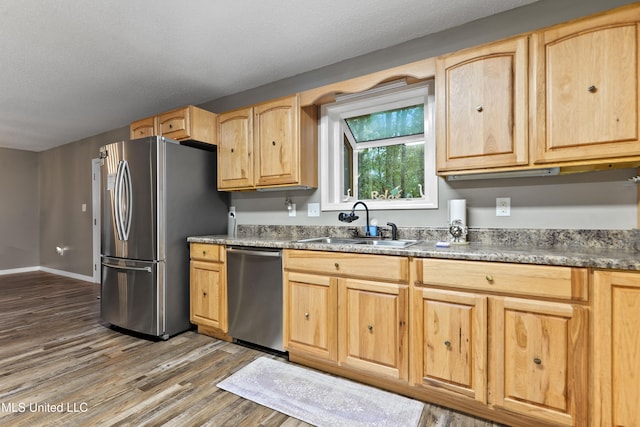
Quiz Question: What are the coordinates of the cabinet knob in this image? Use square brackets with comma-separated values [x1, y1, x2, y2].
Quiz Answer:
[230, 148, 234, 153]
[444, 340, 451, 347]
[304, 312, 309, 319]
[475, 105, 483, 112]
[202, 291, 207, 297]
[588, 85, 597, 93]
[485, 275, 494, 282]
[272, 140, 276, 146]
[334, 262, 340, 270]
[202, 250, 207, 256]
[533, 357, 542, 365]
[367, 324, 373, 332]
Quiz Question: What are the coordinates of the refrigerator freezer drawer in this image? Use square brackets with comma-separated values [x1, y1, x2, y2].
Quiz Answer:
[101, 257, 162, 338]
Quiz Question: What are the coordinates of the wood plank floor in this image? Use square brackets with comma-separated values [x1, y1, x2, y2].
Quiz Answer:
[0, 272, 502, 427]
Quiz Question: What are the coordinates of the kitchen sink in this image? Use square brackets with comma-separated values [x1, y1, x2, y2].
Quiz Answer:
[295, 237, 420, 248]
[363, 239, 419, 248]
[295, 237, 364, 245]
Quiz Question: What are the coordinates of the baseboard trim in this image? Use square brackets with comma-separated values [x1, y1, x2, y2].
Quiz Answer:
[0, 266, 40, 276]
[0, 266, 95, 283]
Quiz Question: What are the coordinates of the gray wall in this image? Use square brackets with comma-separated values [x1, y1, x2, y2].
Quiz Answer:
[200, 0, 638, 231]
[39, 127, 129, 277]
[0, 148, 39, 269]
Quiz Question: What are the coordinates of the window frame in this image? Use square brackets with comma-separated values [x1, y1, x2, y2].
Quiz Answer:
[319, 80, 437, 211]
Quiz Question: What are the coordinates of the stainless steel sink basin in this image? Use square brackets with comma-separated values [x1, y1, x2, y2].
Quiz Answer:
[295, 237, 419, 248]
[295, 237, 365, 245]
[363, 239, 420, 248]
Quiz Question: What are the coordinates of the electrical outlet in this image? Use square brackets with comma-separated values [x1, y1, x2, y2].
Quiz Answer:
[307, 203, 320, 217]
[496, 197, 511, 216]
[288, 203, 296, 217]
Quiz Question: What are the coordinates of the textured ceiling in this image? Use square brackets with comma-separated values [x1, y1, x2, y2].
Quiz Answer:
[0, 0, 537, 151]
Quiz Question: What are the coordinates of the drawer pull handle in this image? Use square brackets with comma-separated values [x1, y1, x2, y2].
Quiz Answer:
[485, 275, 493, 282]
[367, 324, 373, 332]
[444, 340, 451, 347]
[334, 263, 340, 269]
[475, 105, 483, 112]
[533, 357, 542, 365]
[304, 312, 309, 319]
[588, 85, 597, 93]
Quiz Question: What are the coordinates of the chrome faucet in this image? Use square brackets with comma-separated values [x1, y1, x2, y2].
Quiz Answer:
[338, 201, 371, 236]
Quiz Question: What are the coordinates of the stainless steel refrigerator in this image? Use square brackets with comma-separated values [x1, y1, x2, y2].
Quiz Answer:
[99, 136, 228, 339]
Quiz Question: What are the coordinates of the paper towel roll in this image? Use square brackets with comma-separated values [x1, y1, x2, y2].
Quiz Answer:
[448, 199, 466, 225]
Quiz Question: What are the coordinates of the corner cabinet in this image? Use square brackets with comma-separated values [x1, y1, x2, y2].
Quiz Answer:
[411, 258, 589, 427]
[592, 270, 640, 426]
[283, 250, 409, 382]
[532, 6, 640, 164]
[130, 105, 218, 146]
[436, 36, 529, 172]
[189, 243, 229, 340]
[217, 94, 318, 191]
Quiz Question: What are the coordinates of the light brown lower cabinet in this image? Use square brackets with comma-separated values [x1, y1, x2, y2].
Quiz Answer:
[189, 243, 229, 340]
[281, 250, 638, 426]
[283, 249, 409, 381]
[411, 287, 488, 402]
[592, 270, 640, 427]
[411, 258, 589, 427]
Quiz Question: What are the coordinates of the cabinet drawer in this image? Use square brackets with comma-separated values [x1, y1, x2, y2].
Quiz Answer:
[158, 107, 189, 140]
[415, 258, 587, 301]
[190, 243, 223, 262]
[284, 250, 408, 283]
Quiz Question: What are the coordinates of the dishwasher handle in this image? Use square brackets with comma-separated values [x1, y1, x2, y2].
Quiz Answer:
[226, 247, 282, 257]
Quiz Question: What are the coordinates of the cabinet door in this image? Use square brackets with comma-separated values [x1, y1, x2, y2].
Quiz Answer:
[218, 107, 254, 190]
[411, 287, 487, 402]
[254, 95, 299, 186]
[436, 36, 528, 171]
[491, 297, 588, 426]
[532, 8, 640, 163]
[593, 270, 640, 427]
[284, 272, 338, 362]
[190, 260, 227, 332]
[130, 116, 156, 139]
[338, 278, 408, 380]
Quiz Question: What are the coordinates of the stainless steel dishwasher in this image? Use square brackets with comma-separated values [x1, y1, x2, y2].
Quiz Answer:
[226, 246, 284, 352]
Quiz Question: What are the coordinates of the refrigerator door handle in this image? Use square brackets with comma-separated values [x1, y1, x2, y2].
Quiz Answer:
[113, 160, 133, 241]
[113, 160, 124, 241]
[121, 160, 133, 241]
[101, 262, 153, 273]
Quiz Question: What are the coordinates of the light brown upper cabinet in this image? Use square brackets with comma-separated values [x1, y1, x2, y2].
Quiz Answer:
[532, 6, 640, 164]
[436, 36, 529, 172]
[217, 107, 254, 190]
[129, 116, 156, 139]
[129, 105, 218, 146]
[217, 94, 318, 191]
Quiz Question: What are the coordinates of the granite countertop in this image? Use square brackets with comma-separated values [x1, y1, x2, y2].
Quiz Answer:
[188, 226, 640, 271]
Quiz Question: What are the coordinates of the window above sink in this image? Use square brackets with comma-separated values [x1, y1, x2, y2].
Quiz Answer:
[319, 80, 438, 211]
